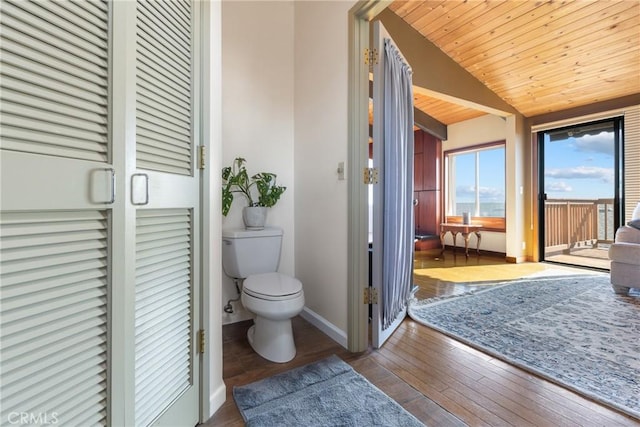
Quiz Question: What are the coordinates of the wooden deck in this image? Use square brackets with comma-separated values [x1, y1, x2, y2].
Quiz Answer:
[545, 246, 611, 270]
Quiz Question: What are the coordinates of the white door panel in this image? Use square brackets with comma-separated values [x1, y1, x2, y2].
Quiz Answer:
[371, 21, 410, 348]
[0, 0, 111, 424]
[1, 152, 115, 210]
[135, 170, 200, 209]
[133, 0, 200, 425]
[0, 0, 202, 425]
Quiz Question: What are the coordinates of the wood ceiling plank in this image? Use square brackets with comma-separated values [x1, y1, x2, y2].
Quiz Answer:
[387, 1, 424, 19]
[510, 73, 640, 116]
[509, 65, 640, 100]
[496, 46, 640, 97]
[451, 0, 587, 66]
[409, 1, 467, 35]
[513, 91, 640, 117]
[489, 39, 640, 95]
[465, 2, 638, 77]
[413, 94, 485, 126]
[459, 0, 617, 71]
[415, 1, 494, 43]
[499, 23, 640, 80]
[436, 1, 538, 54]
[388, 0, 639, 122]
[399, 1, 448, 27]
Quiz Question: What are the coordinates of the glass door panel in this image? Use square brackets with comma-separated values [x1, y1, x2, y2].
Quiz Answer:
[539, 119, 622, 270]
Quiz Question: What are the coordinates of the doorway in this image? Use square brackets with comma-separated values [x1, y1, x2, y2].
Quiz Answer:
[538, 118, 623, 269]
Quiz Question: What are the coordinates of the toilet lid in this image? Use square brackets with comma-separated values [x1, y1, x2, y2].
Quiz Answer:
[244, 272, 302, 298]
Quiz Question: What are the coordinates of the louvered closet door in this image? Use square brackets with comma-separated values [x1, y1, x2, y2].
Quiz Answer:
[134, 1, 200, 426]
[0, 1, 111, 426]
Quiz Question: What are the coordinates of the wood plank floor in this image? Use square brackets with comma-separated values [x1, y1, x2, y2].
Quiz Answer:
[204, 253, 639, 426]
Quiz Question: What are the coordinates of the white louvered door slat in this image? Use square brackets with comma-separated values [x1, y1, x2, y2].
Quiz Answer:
[133, 0, 201, 424]
[0, 0, 109, 163]
[135, 209, 195, 427]
[624, 106, 640, 221]
[0, 211, 108, 426]
[1, 0, 202, 425]
[136, 0, 193, 175]
[0, 1, 111, 426]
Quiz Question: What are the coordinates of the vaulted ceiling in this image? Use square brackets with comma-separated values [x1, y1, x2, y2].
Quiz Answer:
[386, 0, 640, 126]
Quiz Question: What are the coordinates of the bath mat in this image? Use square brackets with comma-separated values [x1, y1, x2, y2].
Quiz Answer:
[233, 355, 424, 426]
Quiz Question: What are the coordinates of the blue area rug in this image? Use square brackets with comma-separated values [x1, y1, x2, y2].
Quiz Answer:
[409, 274, 640, 420]
[233, 355, 424, 426]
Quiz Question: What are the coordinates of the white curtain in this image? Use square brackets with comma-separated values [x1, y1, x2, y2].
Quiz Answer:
[382, 38, 414, 329]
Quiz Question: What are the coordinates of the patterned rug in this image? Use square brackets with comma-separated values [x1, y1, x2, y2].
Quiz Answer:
[409, 274, 640, 420]
[233, 355, 424, 426]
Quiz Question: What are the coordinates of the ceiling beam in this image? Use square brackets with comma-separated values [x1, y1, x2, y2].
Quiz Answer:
[376, 9, 519, 118]
[414, 108, 447, 141]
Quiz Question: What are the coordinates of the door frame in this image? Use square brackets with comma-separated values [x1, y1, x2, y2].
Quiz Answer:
[536, 117, 624, 264]
[199, 0, 226, 421]
[347, 0, 390, 353]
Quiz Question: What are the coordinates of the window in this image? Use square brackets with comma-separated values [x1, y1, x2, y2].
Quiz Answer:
[444, 141, 506, 230]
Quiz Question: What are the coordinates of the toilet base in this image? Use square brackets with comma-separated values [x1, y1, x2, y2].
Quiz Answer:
[247, 316, 296, 363]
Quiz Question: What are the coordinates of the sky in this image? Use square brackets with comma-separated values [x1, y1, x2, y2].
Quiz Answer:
[453, 127, 615, 210]
[544, 130, 615, 200]
[455, 147, 505, 204]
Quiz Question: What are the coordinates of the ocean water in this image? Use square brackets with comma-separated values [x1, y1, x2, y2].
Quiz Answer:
[454, 202, 505, 218]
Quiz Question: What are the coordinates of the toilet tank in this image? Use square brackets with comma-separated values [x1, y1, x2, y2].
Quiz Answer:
[221, 227, 283, 278]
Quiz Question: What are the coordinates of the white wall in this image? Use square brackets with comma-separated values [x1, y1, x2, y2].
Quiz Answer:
[293, 0, 353, 343]
[443, 114, 508, 253]
[221, 1, 295, 323]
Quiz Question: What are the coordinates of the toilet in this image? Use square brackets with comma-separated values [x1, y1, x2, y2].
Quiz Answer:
[222, 227, 304, 363]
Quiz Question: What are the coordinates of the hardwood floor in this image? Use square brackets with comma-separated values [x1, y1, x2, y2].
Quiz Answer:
[204, 254, 639, 426]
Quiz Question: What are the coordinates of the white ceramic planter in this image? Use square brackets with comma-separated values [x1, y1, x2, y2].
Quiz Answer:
[243, 206, 267, 230]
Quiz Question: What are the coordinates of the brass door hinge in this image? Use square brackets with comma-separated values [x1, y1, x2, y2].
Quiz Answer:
[363, 287, 378, 304]
[364, 48, 378, 66]
[198, 329, 205, 354]
[363, 167, 379, 184]
[198, 146, 206, 170]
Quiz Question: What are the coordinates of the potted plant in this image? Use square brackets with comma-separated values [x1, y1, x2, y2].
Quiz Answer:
[222, 157, 287, 229]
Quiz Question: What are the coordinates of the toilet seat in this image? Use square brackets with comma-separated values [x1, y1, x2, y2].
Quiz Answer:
[243, 272, 302, 301]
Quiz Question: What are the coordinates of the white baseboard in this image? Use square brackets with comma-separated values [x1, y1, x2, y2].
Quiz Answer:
[207, 382, 226, 421]
[300, 306, 348, 349]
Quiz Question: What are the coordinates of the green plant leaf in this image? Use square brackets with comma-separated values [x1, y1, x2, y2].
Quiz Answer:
[221, 158, 286, 214]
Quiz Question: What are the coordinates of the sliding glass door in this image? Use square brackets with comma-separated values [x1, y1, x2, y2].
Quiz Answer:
[538, 118, 623, 269]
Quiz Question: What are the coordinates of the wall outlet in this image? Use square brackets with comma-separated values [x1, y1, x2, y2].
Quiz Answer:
[337, 161, 345, 180]
[522, 241, 526, 250]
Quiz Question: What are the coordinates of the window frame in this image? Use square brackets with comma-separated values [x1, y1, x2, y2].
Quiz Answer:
[443, 140, 506, 231]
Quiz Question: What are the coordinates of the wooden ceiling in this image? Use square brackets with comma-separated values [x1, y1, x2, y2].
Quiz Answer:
[388, 0, 640, 125]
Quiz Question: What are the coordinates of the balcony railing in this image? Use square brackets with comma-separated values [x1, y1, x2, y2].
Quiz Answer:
[544, 198, 614, 252]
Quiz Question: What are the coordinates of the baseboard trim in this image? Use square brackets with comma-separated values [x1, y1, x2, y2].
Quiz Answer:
[300, 307, 348, 349]
[208, 382, 226, 420]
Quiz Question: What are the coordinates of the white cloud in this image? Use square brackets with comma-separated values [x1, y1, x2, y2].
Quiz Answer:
[572, 132, 614, 155]
[546, 181, 572, 192]
[545, 166, 614, 183]
[456, 186, 504, 201]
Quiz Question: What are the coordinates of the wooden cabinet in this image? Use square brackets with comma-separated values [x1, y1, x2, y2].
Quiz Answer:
[414, 130, 441, 238]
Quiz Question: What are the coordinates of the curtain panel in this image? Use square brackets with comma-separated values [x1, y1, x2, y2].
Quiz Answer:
[382, 39, 414, 329]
